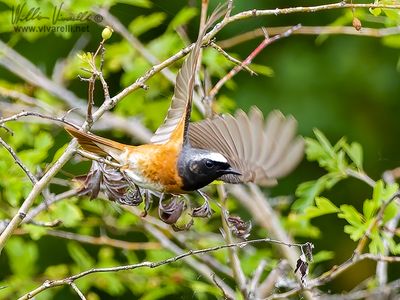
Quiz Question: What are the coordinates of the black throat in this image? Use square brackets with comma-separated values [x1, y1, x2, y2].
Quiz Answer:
[177, 146, 233, 191]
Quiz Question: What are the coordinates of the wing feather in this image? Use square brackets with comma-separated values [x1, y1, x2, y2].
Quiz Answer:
[150, 7, 224, 145]
[189, 108, 304, 186]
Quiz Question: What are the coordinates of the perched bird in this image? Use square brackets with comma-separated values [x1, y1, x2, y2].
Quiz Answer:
[65, 11, 304, 200]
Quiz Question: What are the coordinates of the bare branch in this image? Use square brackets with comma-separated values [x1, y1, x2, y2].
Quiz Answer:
[217, 184, 248, 296]
[346, 168, 376, 187]
[267, 253, 400, 299]
[69, 282, 86, 300]
[24, 189, 79, 223]
[18, 236, 308, 300]
[209, 42, 256, 75]
[0, 137, 37, 184]
[208, 25, 300, 99]
[219, 26, 400, 48]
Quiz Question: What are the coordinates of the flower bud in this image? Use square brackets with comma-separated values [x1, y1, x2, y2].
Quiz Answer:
[102, 26, 113, 40]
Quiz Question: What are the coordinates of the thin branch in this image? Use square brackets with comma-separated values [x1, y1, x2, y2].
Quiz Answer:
[346, 168, 376, 187]
[125, 206, 233, 278]
[0, 86, 55, 113]
[229, 184, 315, 300]
[24, 189, 79, 223]
[76, 149, 122, 168]
[69, 282, 86, 300]
[208, 25, 301, 99]
[227, 2, 400, 23]
[266, 253, 400, 299]
[258, 260, 290, 298]
[378, 168, 400, 286]
[353, 191, 400, 256]
[0, 137, 37, 184]
[0, 141, 78, 253]
[209, 42, 256, 75]
[0, 111, 78, 128]
[219, 26, 400, 48]
[248, 259, 267, 298]
[18, 237, 308, 300]
[212, 273, 234, 300]
[217, 184, 248, 297]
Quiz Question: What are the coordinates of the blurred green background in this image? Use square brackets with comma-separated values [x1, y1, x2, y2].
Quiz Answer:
[1, 0, 400, 299]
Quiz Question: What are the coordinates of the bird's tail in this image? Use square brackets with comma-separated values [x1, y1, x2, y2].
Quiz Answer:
[65, 125, 126, 160]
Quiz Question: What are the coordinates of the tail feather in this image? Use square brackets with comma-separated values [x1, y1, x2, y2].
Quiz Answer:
[65, 125, 126, 160]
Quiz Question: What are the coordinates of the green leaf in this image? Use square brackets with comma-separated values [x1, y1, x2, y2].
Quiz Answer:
[370, 7, 382, 16]
[250, 64, 274, 77]
[294, 173, 344, 210]
[304, 197, 339, 219]
[338, 204, 364, 226]
[313, 128, 335, 158]
[23, 224, 47, 240]
[117, 0, 153, 8]
[363, 199, 377, 220]
[312, 250, 335, 263]
[129, 12, 167, 36]
[44, 264, 69, 279]
[52, 201, 83, 227]
[383, 201, 398, 223]
[5, 237, 38, 277]
[345, 142, 363, 169]
[344, 224, 367, 241]
[369, 231, 385, 254]
[167, 7, 198, 31]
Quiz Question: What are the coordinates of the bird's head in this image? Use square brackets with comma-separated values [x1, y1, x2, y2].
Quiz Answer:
[178, 147, 241, 191]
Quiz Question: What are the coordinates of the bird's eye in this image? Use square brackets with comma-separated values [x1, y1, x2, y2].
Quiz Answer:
[205, 159, 214, 168]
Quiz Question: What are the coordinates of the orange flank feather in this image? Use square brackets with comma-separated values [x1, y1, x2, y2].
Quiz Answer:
[130, 142, 184, 194]
[65, 125, 184, 194]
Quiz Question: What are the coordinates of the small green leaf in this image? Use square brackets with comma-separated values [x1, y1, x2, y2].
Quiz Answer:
[23, 224, 47, 240]
[129, 12, 167, 36]
[369, 7, 382, 16]
[117, 0, 153, 8]
[249, 64, 274, 77]
[5, 237, 38, 277]
[383, 201, 398, 223]
[53, 201, 83, 227]
[167, 7, 198, 31]
[345, 142, 363, 169]
[313, 128, 335, 158]
[363, 199, 377, 220]
[304, 197, 339, 219]
[369, 231, 385, 254]
[338, 204, 364, 226]
[313, 250, 335, 263]
[44, 264, 69, 279]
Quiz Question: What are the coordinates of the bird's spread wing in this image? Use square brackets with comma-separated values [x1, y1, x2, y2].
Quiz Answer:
[188, 108, 304, 186]
[150, 7, 224, 145]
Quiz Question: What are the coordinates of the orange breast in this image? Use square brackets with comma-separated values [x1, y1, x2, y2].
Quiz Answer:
[128, 142, 185, 194]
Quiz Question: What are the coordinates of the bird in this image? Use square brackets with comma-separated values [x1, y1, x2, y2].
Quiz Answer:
[65, 9, 304, 202]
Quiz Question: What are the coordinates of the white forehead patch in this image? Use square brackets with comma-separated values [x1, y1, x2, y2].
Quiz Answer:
[200, 152, 228, 163]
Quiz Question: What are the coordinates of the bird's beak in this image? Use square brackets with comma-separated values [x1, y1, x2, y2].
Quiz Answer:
[225, 167, 241, 176]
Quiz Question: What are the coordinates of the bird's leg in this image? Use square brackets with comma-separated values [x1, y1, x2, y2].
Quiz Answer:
[192, 190, 214, 218]
[158, 193, 186, 225]
[141, 189, 152, 217]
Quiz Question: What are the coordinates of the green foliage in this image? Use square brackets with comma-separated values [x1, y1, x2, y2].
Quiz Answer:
[297, 131, 400, 255]
[294, 129, 363, 209]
